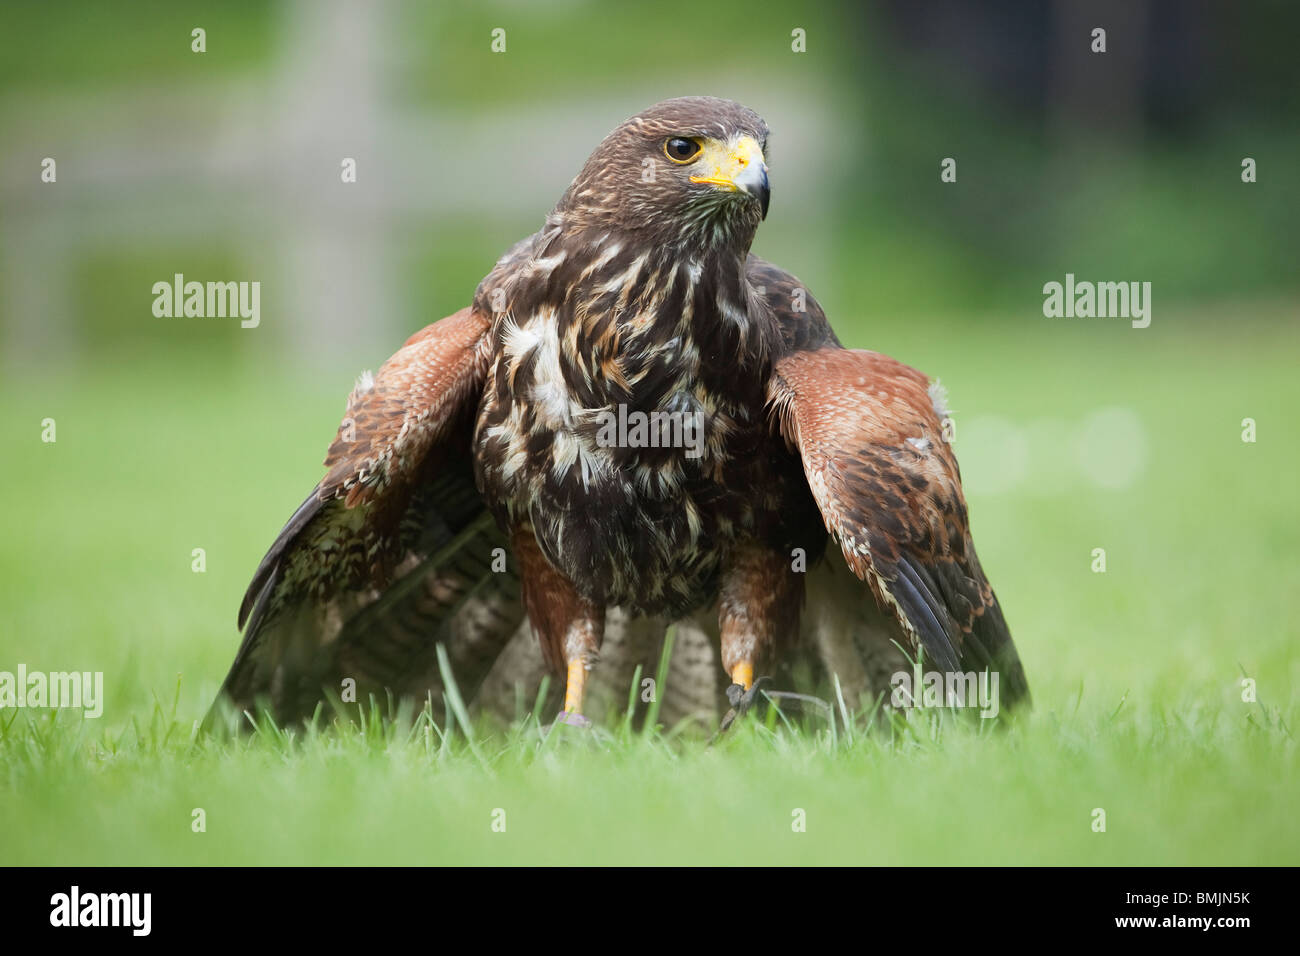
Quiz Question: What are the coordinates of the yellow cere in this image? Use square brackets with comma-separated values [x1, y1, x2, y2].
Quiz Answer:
[689, 135, 765, 190]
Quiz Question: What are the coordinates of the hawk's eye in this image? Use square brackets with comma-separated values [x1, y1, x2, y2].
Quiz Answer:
[664, 137, 703, 164]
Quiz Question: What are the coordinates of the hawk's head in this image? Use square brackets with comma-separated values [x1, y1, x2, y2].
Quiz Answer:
[555, 96, 771, 251]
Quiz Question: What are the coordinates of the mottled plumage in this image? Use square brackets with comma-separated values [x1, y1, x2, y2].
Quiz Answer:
[206, 96, 1028, 733]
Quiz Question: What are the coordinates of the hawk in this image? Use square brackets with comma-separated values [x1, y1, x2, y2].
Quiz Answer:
[205, 97, 1028, 733]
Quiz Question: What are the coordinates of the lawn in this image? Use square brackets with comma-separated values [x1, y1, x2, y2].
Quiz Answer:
[1, 299, 1297, 865]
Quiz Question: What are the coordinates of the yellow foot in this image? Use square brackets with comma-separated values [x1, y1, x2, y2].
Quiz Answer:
[730, 661, 754, 691]
[563, 658, 588, 714]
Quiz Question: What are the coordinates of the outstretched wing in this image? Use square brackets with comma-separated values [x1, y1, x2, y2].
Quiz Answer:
[206, 307, 526, 731]
[768, 346, 1029, 709]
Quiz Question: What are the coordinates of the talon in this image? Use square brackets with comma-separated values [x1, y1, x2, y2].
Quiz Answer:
[726, 682, 746, 708]
[718, 676, 772, 734]
[734, 675, 772, 713]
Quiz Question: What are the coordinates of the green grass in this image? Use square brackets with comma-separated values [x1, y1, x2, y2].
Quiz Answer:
[1, 301, 1297, 865]
[2, 689, 1294, 866]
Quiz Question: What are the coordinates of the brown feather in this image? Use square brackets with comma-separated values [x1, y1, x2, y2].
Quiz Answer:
[769, 347, 1029, 705]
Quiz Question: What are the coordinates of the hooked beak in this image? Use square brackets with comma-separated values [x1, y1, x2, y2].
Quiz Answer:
[748, 164, 771, 220]
[690, 135, 771, 220]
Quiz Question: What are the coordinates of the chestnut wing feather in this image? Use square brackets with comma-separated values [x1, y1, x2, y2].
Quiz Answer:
[770, 347, 1029, 706]
[207, 308, 523, 729]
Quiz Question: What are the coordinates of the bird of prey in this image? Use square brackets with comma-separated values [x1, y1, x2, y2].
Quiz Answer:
[205, 96, 1028, 734]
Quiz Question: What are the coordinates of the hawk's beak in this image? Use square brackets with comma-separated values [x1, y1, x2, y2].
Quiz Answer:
[690, 135, 770, 220]
[748, 163, 771, 220]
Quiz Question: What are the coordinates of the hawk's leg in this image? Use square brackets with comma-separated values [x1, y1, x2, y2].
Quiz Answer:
[717, 541, 803, 731]
[513, 527, 605, 727]
[555, 611, 604, 727]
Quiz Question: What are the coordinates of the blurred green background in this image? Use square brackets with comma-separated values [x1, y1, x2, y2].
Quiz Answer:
[1, 0, 1297, 865]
